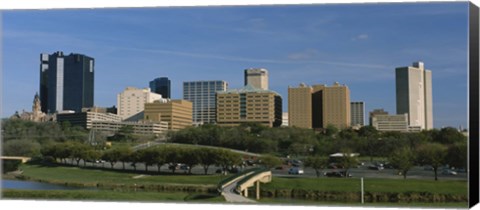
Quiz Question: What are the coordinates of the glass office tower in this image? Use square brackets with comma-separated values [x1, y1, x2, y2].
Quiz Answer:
[40, 51, 94, 113]
[149, 77, 171, 98]
[183, 80, 228, 125]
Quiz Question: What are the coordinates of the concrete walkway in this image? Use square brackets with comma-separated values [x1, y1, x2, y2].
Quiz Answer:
[221, 180, 257, 203]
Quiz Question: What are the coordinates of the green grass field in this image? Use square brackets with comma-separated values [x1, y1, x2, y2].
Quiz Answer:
[17, 164, 227, 187]
[7, 163, 468, 207]
[263, 177, 468, 195]
[258, 198, 468, 208]
[2, 189, 224, 202]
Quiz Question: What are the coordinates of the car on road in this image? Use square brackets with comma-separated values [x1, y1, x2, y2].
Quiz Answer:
[368, 165, 384, 170]
[288, 167, 304, 175]
[324, 171, 352, 177]
[442, 169, 458, 175]
[179, 164, 190, 171]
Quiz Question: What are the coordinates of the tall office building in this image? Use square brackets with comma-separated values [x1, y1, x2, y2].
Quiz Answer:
[316, 82, 351, 130]
[288, 82, 350, 130]
[149, 77, 171, 98]
[117, 87, 163, 121]
[395, 61, 433, 130]
[288, 83, 313, 129]
[144, 99, 193, 130]
[351, 101, 365, 127]
[40, 51, 94, 113]
[183, 80, 228, 125]
[216, 84, 282, 127]
[244, 68, 269, 90]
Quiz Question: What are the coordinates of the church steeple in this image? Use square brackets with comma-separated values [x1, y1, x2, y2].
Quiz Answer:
[33, 92, 41, 113]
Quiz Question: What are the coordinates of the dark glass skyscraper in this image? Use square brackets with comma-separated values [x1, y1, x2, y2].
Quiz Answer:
[149, 77, 171, 98]
[40, 51, 94, 113]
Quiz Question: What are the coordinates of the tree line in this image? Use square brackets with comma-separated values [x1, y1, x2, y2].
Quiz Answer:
[39, 141, 281, 175]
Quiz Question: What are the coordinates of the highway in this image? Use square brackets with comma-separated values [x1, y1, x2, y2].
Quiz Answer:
[70, 159, 467, 181]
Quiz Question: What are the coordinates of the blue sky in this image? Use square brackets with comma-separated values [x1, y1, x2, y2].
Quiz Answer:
[2, 2, 470, 128]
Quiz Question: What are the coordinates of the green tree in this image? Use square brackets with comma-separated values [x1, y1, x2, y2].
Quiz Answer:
[179, 148, 200, 174]
[416, 143, 447, 181]
[117, 147, 133, 170]
[433, 127, 466, 145]
[445, 141, 467, 170]
[339, 149, 358, 178]
[139, 148, 159, 172]
[389, 146, 415, 179]
[215, 149, 242, 175]
[70, 142, 90, 166]
[3, 139, 41, 157]
[304, 156, 328, 177]
[102, 148, 123, 169]
[82, 149, 101, 167]
[165, 147, 182, 173]
[324, 124, 339, 137]
[197, 148, 218, 175]
[258, 154, 282, 169]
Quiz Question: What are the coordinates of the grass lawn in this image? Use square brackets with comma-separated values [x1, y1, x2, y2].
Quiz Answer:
[2, 189, 224, 202]
[18, 164, 228, 187]
[263, 177, 468, 196]
[258, 198, 468, 208]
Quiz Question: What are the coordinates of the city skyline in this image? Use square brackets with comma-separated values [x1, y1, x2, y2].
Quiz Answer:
[2, 2, 469, 129]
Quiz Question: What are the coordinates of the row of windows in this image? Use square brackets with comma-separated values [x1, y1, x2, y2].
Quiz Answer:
[218, 117, 270, 120]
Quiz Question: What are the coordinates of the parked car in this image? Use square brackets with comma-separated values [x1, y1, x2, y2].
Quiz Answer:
[179, 164, 190, 170]
[324, 171, 343, 177]
[288, 167, 304, 175]
[368, 165, 384, 170]
[442, 169, 458, 175]
[324, 171, 352, 177]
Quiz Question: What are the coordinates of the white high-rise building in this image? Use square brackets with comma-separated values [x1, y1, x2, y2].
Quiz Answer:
[395, 61, 433, 130]
[244, 68, 269, 90]
[117, 87, 163, 121]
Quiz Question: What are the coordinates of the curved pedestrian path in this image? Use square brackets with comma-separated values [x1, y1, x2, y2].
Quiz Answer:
[218, 168, 272, 203]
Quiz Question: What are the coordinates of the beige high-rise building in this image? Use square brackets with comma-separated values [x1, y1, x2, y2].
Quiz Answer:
[287, 82, 350, 130]
[244, 68, 269, 90]
[216, 84, 282, 127]
[396, 61, 433, 130]
[321, 82, 351, 129]
[288, 83, 313, 128]
[117, 87, 163, 121]
[144, 99, 193, 130]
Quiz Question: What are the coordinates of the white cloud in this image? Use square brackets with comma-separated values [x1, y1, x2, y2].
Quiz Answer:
[352, 33, 369, 41]
[287, 49, 319, 60]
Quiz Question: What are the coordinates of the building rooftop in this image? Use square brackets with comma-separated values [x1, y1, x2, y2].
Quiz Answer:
[217, 84, 281, 96]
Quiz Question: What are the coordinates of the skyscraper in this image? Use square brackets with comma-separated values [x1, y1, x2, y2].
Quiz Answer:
[117, 87, 163, 121]
[244, 68, 269, 90]
[287, 82, 351, 130]
[149, 77, 171, 98]
[351, 101, 365, 127]
[40, 51, 94, 113]
[183, 80, 228, 125]
[395, 61, 433, 130]
[216, 84, 282, 127]
[315, 82, 351, 130]
[288, 83, 313, 129]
